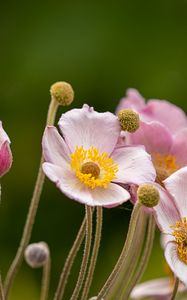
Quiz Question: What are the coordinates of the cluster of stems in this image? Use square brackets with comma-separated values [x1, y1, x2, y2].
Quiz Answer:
[0, 88, 180, 300]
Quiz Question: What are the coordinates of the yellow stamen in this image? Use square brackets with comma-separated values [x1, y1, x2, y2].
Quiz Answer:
[70, 146, 118, 189]
[171, 217, 187, 264]
[152, 153, 179, 183]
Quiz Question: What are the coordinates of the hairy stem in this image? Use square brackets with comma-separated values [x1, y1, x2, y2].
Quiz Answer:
[4, 98, 59, 299]
[119, 215, 155, 300]
[171, 277, 179, 300]
[53, 217, 86, 300]
[40, 249, 51, 300]
[0, 274, 4, 300]
[97, 202, 142, 300]
[70, 205, 93, 300]
[81, 207, 103, 300]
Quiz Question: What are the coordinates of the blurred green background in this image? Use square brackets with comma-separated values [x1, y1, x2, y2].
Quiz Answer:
[1, 0, 187, 299]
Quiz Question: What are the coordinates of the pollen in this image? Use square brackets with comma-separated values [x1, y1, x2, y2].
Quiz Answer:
[152, 153, 179, 184]
[171, 217, 187, 264]
[70, 146, 118, 189]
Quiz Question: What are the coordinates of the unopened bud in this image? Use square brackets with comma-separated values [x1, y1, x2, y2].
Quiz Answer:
[24, 242, 49, 268]
[118, 109, 140, 133]
[50, 81, 74, 106]
[137, 184, 160, 208]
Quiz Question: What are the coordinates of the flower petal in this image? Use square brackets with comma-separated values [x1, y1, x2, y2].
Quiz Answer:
[116, 88, 145, 114]
[128, 121, 173, 155]
[58, 104, 121, 154]
[142, 100, 187, 134]
[165, 241, 187, 286]
[131, 277, 180, 299]
[0, 141, 12, 177]
[171, 128, 187, 166]
[164, 166, 187, 217]
[43, 162, 130, 207]
[152, 183, 180, 233]
[42, 126, 70, 167]
[111, 146, 156, 185]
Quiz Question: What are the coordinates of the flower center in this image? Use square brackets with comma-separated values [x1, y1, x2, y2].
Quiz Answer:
[70, 146, 118, 189]
[152, 153, 179, 184]
[171, 217, 187, 264]
[81, 162, 100, 178]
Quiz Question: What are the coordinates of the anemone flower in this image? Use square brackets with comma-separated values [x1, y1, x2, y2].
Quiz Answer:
[124, 120, 187, 185]
[130, 277, 186, 300]
[116, 88, 187, 134]
[42, 104, 156, 207]
[152, 166, 187, 285]
[0, 121, 12, 177]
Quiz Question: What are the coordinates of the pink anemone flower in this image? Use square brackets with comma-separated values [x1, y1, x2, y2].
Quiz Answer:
[0, 121, 12, 177]
[42, 105, 156, 207]
[130, 277, 186, 300]
[153, 166, 187, 285]
[125, 120, 187, 185]
[116, 88, 187, 134]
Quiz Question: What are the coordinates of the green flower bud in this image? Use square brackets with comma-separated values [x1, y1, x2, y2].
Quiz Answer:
[138, 184, 160, 208]
[50, 81, 74, 106]
[118, 109, 140, 133]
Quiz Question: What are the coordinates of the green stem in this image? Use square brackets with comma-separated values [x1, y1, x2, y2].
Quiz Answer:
[0, 274, 5, 300]
[108, 210, 147, 300]
[4, 98, 59, 299]
[40, 247, 51, 300]
[53, 217, 86, 300]
[70, 205, 93, 300]
[171, 277, 179, 300]
[81, 207, 103, 300]
[120, 215, 155, 300]
[97, 202, 142, 300]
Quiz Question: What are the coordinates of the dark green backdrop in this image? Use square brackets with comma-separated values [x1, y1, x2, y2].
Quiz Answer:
[1, 0, 187, 299]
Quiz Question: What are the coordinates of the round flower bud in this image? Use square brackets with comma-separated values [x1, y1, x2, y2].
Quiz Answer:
[50, 81, 74, 106]
[118, 109, 140, 133]
[137, 184, 160, 208]
[24, 242, 49, 268]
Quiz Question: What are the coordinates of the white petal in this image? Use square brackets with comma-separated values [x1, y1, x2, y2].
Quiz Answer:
[152, 183, 180, 233]
[131, 277, 177, 299]
[42, 126, 70, 167]
[111, 146, 156, 185]
[164, 166, 187, 217]
[165, 242, 187, 286]
[58, 104, 121, 154]
[43, 162, 130, 207]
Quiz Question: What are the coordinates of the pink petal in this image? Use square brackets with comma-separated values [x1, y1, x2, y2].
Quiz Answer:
[116, 88, 145, 114]
[164, 166, 187, 217]
[43, 162, 130, 207]
[142, 100, 187, 134]
[111, 146, 156, 185]
[58, 104, 121, 155]
[131, 277, 183, 299]
[165, 242, 187, 286]
[0, 141, 12, 177]
[42, 126, 70, 167]
[152, 183, 180, 233]
[128, 121, 173, 155]
[171, 128, 187, 166]
[161, 233, 175, 249]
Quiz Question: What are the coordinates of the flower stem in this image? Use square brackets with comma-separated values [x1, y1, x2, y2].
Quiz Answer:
[108, 209, 147, 300]
[70, 205, 93, 300]
[119, 215, 155, 300]
[40, 246, 51, 300]
[97, 202, 142, 300]
[0, 274, 5, 300]
[81, 206, 103, 300]
[53, 217, 86, 300]
[4, 98, 59, 299]
[171, 277, 179, 300]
